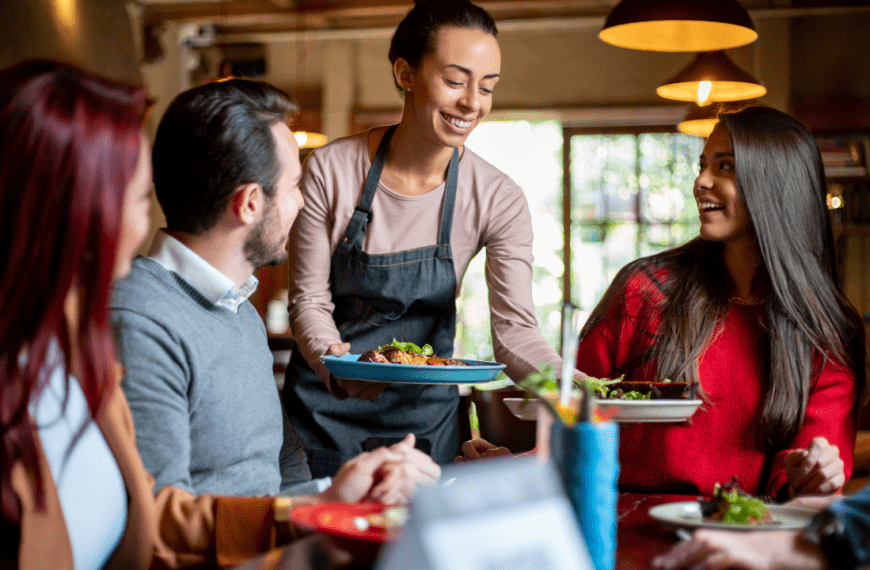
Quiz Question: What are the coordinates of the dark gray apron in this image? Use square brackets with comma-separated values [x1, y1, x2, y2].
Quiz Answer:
[283, 125, 460, 478]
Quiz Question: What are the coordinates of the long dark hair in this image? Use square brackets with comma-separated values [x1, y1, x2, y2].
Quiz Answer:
[152, 78, 297, 234]
[388, 0, 497, 92]
[579, 106, 865, 447]
[0, 60, 146, 522]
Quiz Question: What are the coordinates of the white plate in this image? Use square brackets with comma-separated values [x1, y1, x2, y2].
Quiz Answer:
[648, 501, 817, 531]
[502, 398, 703, 423]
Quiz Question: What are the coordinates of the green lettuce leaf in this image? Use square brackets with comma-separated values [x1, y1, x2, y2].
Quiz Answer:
[379, 338, 434, 356]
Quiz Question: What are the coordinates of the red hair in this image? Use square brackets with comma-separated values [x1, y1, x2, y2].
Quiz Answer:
[0, 61, 146, 522]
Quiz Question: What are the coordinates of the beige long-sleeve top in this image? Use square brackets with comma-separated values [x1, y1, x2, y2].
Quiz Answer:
[288, 127, 568, 385]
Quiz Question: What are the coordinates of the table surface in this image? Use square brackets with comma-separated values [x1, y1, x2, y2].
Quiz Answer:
[296, 492, 693, 570]
[616, 492, 693, 570]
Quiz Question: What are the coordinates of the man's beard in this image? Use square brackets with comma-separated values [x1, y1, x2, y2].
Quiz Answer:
[244, 208, 288, 269]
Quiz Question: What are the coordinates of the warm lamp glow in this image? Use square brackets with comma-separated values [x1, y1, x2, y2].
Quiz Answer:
[294, 131, 328, 149]
[678, 102, 718, 138]
[678, 117, 719, 138]
[52, 0, 77, 29]
[657, 51, 766, 103]
[697, 81, 713, 105]
[677, 100, 756, 138]
[827, 185, 845, 210]
[599, 0, 757, 52]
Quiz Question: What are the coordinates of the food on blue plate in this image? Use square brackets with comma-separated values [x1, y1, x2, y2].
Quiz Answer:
[357, 339, 468, 366]
[699, 477, 773, 524]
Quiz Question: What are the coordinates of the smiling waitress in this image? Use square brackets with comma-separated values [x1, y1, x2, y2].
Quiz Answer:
[282, 0, 577, 477]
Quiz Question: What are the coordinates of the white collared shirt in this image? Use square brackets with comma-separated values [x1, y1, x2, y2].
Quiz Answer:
[148, 230, 258, 314]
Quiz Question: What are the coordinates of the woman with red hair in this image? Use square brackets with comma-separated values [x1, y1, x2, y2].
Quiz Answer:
[0, 61, 344, 570]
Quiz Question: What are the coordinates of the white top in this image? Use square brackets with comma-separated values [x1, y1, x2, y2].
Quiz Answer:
[148, 229, 258, 314]
[30, 351, 127, 570]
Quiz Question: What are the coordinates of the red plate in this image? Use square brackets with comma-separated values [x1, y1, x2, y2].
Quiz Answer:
[290, 502, 398, 562]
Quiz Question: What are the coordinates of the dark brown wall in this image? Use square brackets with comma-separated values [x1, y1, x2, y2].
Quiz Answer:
[0, 0, 141, 83]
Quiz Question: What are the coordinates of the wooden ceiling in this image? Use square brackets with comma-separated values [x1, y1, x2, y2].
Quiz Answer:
[136, 0, 870, 40]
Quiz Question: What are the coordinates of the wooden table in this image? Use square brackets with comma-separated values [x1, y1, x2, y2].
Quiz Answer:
[294, 492, 694, 569]
[616, 492, 694, 570]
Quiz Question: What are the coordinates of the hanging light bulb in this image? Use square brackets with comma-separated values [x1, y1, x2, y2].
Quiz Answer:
[696, 81, 713, 106]
[294, 131, 328, 149]
[600, 0, 757, 52]
[657, 51, 766, 104]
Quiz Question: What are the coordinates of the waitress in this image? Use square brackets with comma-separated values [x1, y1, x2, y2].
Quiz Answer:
[283, 0, 577, 477]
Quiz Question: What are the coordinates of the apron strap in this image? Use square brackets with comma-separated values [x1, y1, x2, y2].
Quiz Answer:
[437, 146, 460, 249]
[342, 125, 397, 249]
[342, 124, 459, 253]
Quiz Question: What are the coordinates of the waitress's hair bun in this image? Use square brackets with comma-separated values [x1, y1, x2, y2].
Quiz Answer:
[388, 0, 496, 92]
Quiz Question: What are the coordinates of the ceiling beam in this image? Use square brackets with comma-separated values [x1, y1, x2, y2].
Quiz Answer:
[142, 0, 870, 38]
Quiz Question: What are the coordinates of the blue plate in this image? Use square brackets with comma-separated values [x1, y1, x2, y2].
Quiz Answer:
[320, 354, 505, 384]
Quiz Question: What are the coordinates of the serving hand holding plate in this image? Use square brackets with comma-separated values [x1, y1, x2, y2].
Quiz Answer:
[324, 342, 390, 401]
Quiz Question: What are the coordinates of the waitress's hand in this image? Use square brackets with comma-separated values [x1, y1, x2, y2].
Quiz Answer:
[324, 342, 390, 401]
[334, 377, 390, 401]
[784, 437, 845, 497]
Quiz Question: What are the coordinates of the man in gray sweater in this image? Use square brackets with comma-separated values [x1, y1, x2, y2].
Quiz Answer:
[111, 78, 438, 509]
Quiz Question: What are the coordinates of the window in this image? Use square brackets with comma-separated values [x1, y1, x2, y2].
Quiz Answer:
[456, 121, 702, 361]
[568, 128, 702, 326]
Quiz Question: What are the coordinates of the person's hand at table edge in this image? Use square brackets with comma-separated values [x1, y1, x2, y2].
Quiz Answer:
[454, 438, 513, 463]
[652, 528, 826, 570]
[785, 437, 845, 498]
[365, 434, 441, 504]
[315, 434, 440, 504]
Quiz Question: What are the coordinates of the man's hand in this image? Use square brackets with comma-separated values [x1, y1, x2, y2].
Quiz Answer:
[319, 434, 440, 504]
[324, 342, 389, 401]
[651, 529, 825, 570]
[367, 434, 442, 504]
[785, 437, 845, 497]
[454, 438, 513, 463]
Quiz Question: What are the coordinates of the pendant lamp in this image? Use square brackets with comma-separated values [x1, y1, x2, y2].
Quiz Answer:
[656, 51, 766, 105]
[599, 0, 757, 52]
[294, 130, 328, 149]
[677, 100, 756, 138]
[677, 104, 719, 138]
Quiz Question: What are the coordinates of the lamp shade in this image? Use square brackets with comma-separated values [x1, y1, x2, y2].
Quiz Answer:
[678, 104, 719, 138]
[656, 51, 766, 105]
[599, 0, 757, 52]
[294, 131, 328, 149]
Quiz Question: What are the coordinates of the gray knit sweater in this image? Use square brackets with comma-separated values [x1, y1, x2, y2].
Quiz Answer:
[110, 256, 315, 496]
